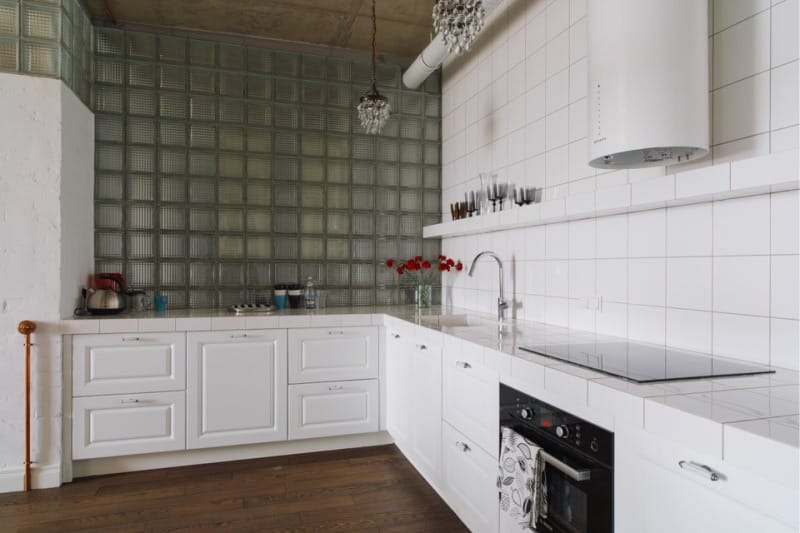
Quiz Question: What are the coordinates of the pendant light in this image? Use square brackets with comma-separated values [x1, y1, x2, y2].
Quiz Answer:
[432, 0, 486, 55]
[357, 0, 390, 135]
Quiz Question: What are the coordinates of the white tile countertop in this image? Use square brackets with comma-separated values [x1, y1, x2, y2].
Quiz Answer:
[61, 304, 799, 482]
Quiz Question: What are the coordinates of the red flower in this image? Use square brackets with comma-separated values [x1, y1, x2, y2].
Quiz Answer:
[406, 259, 415, 270]
[396, 266, 404, 274]
[386, 258, 394, 267]
[415, 255, 423, 262]
[421, 261, 431, 269]
[438, 254, 446, 260]
[456, 261, 463, 271]
[447, 258, 455, 266]
[438, 263, 446, 271]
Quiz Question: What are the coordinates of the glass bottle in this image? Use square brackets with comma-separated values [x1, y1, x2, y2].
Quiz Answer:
[304, 276, 317, 309]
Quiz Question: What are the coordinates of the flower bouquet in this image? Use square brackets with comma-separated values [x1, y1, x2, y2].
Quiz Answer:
[386, 254, 463, 308]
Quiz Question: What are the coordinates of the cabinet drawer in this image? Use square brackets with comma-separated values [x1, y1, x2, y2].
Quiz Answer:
[442, 422, 499, 533]
[288, 327, 378, 384]
[73, 333, 186, 396]
[72, 391, 185, 459]
[288, 379, 379, 440]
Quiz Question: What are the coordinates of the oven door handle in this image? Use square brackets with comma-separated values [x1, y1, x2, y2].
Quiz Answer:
[540, 450, 592, 482]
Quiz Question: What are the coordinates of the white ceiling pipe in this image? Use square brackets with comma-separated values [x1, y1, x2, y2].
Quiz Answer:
[402, 0, 504, 90]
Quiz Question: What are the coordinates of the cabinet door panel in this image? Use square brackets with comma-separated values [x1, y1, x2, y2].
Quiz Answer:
[288, 327, 378, 383]
[385, 329, 412, 451]
[187, 331, 287, 449]
[410, 343, 442, 485]
[288, 379, 379, 440]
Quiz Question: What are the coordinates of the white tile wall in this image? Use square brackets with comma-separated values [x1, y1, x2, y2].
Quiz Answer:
[440, 0, 799, 369]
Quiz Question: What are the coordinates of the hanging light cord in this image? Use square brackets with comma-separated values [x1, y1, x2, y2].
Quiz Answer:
[370, 0, 377, 92]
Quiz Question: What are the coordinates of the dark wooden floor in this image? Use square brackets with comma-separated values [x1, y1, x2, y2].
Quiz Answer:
[0, 445, 467, 533]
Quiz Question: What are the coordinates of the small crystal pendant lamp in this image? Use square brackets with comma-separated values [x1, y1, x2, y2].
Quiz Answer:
[433, 0, 486, 55]
[357, 0, 390, 135]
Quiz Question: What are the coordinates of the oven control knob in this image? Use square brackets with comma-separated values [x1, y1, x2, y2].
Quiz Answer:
[520, 408, 533, 420]
[555, 425, 570, 439]
[590, 439, 599, 452]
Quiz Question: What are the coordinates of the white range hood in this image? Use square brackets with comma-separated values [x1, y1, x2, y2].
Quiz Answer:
[587, 0, 709, 168]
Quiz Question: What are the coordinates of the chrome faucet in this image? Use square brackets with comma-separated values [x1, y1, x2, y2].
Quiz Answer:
[468, 251, 508, 324]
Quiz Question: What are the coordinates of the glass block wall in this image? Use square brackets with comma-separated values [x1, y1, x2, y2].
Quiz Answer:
[92, 27, 442, 308]
[0, 0, 92, 104]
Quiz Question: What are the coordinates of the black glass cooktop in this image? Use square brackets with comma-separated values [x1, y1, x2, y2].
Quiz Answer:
[519, 341, 775, 383]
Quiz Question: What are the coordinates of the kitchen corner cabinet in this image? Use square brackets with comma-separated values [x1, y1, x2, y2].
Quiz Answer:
[187, 330, 288, 449]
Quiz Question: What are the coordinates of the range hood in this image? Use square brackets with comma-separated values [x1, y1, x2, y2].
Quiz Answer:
[587, 0, 709, 169]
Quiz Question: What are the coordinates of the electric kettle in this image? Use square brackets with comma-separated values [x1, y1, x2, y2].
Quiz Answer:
[87, 273, 127, 315]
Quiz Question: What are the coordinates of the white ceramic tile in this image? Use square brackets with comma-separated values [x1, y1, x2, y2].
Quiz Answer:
[595, 214, 627, 258]
[713, 0, 770, 32]
[771, 0, 800, 66]
[245, 315, 282, 329]
[508, 28, 526, 69]
[771, 255, 800, 319]
[98, 318, 139, 334]
[666, 257, 713, 311]
[712, 194, 771, 255]
[545, 221, 569, 259]
[713, 255, 770, 315]
[545, 68, 569, 113]
[545, 296, 569, 326]
[712, 312, 770, 363]
[546, 0, 570, 40]
[566, 190, 595, 215]
[666, 308, 713, 353]
[568, 218, 595, 259]
[526, 48, 547, 91]
[525, 117, 546, 156]
[675, 163, 730, 199]
[545, 105, 569, 149]
[60, 319, 100, 334]
[627, 304, 666, 345]
[524, 260, 547, 296]
[211, 316, 246, 330]
[568, 98, 587, 142]
[666, 203, 713, 257]
[771, 190, 800, 254]
[570, 0, 587, 24]
[628, 258, 666, 306]
[771, 60, 799, 130]
[596, 259, 627, 303]
[526, 11, 546, 55]
[175, 316, 212, 331]
[628, 209, 666, 258]
[568, 139, 594, 182]
[730, 149, 800, 190]
[712, 10, 770, 89]
[595, 183, 631, 211]
[137, 318, 176, 332]
[631, 175, 676, 205]
[770, 317, 800, 369]
[546, 30, 570, 77]
[540, 197, 566, 218]
[524, 225, 547, 260]
[523, 293, 547, 322]
[568, 57, 588, 103]
[546, 260, 569, 297]
[771, 125, 799, 152]
[568, 298, 595, 332]
[568, 259, 594, 298]
[712, 133, 770, 164]
[711, 71, 771, 145]
[596, 301, 628, 337]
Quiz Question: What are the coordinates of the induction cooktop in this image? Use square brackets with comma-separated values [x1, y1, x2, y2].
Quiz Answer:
[519, 340, 775, 383]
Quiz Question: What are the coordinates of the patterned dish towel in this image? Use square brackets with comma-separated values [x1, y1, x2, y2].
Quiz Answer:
[498, 426, 547, 532]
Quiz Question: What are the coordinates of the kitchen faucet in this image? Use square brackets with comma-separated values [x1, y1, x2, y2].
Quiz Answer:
[468, 251, 508, 324]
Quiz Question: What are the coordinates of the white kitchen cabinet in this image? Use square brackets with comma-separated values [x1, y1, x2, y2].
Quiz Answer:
[615, 423, 798, 533]
[73, 391, 185, 459]
[288, 326, 378, 384]
[409, 338, 443, 487]
[187, 330, 287, 449]
[385, 325, 412, 451]
[442, 422, 499, 533]
[288, 379, 379, 440]
[73, 333, 186, 396]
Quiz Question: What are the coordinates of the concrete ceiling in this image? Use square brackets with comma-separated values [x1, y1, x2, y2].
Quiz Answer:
[84, 0, 435, 60]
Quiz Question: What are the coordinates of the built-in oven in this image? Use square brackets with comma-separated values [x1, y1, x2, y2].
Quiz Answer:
[500, 384, 614, 533]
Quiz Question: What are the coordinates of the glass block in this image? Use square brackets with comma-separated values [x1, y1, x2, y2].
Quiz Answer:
[95, 57, 123, 84]
[219, 235, 244, 258]
[400, 142, 423, 164]
[326, 263, 349, 286]
[275, 79, 298, 103]
[300, 184, 324, 209]
[160, 206, 186, 230]
[274, 51, 298, 77]
[326, 135, 349, 159]
[128, 89, 157, 117]
[248, 263, 271, 286]
[352, 239, 374, 261]
[189, 180, 216, 205]
[159, 64, 186, 90]
[324, 108, 348, 133]
[274, 209, 298, 233]
[61, 12, 72, 49]
[300, 263, 323, 285]
[159, 233, 185, 258]
[127, 146, 154, 172]
[96, 114, 123, 143]
[128, 61, 155, 87]
[400, 190, 422, 212]
[352, 188, 374, 210]
[300, 211, 324, 234]
[274, 182, 297, 206]
[377, 164, 398, 186]
[127, 118, 155, 145]
[189, 263, 214, 286]
[190, 95, 216, 121]
[0, 38, 16, 71]
[218, 208, 243, 232]
[424, 72, 441, 93]
[325, 238, 348, 260]
[301, 159, 324, 182]
[377, 140, 399, 162]
[159, 148, 187, 174]
[0, 2, 19, 36]
[247, 236, 271, 259]
[352, 213, 374, 235]
[190, 39, 215, 66]
[95, 85, 123, 113]
[220, 99, 245, 123]
[273, 236, 297, 259]
[275, 132, 298, 155]
[127, 32, 156, 59]
[127, 204, 154, 230]
[274, 157, 298, 180]
[160, 262, 186, 285]
[247, 47, 272, 73]
[352, 162, 375, 185]
[247, 182, 271, 206]
[377, 239, 397, 261]
[298, 80, 325, 105]
[274, 104, 299, 129]
[219, 154, 244, 178]
[60, 51, 73, 85]
[159, 92, 187, 118]
[220, 72, 244, 97]
[351, 264, 374, 287]
[127, 174, 154, 201]
[327, 212, 349, 235]
[21, 41, 58, 75]
[302, 107, 325, 130]
[247, 210, 271, 232]
[218, 180, 243, 204]
[377, 188, 398, 210]
[399, 93, 423, 115]
[216, 126, 243, 152]
[218, 262, 244, 286]
[352, 62, 370, 85]
[97, 174, 124, 200]
[246, 128, 270, 153]
[352, 136, 375, 160]
[126, 232, 152, 258]
[247, 156, 271, 179]
[96, 232, 123, 258]
[159, 35, 186, 63]
[189, 290, 216, 307]
[189, 124, 216, 149]
[376, 64, 399, 88]
[398, 238, 422, 261]
[96, 144, 124, 171]
[300, 132, 323, 157]
[22, 3, 59, 40]
[424, 191, 441, 213]
[327, 185, 350, 210]
[300, 237, 324, 259]
[425, 96, 441, 117]
[326, 58, 350, 82]
[189, 234, 215, 258]
[160, 121, 186, 146]
[378, 115, 399, 137]
[246, 75, 272, 100]
[218, 289, 243, 307]
[247, 101, 272, 126]
[423, 214, 441, 226]
[302, 54, 325, 79]
[400, 166, 422, 188]
[400, 117, 422, 139]
[425, 143, 440, 165]
[190, 68, 216, 94]
[274, 263, 298, 284]
[327, 159, 352, 183]
[400, 214, 421, 236]
[218, 43, 243, 70]
[376, 213, 396, 236]
[424, 167, 440, 189]
[327, 84, 351, 107]
[424, 119, 440, 141]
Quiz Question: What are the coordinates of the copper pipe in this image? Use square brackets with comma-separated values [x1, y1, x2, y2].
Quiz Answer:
[17, 321, 36, 492]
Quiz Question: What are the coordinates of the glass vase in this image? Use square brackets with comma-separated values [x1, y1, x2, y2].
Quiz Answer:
[415, 284, 432, 309]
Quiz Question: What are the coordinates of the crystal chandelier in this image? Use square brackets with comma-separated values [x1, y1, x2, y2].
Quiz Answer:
[432, 0, 486, 55]
[357, 0, 390, 135]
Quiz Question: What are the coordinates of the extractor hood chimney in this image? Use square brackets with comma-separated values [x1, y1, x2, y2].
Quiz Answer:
[587, 0, 709, 169]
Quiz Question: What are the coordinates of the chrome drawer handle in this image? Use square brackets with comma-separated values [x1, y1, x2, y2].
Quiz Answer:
[229, 333, 262, 339]
[328, 330, 345, 335]
[455, 441, 471, 453]
[417, 344, 427, 350]
[456, 360, 471, 369]
[678, 461, 722, 482]
[328, 385, 344, 391]
[120, 398, 140, 404]
[121, 337, 141, 342]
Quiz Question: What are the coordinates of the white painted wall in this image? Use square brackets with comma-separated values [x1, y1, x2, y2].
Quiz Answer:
[0, 72, 94, 491]
[440, 0, 800, 369]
